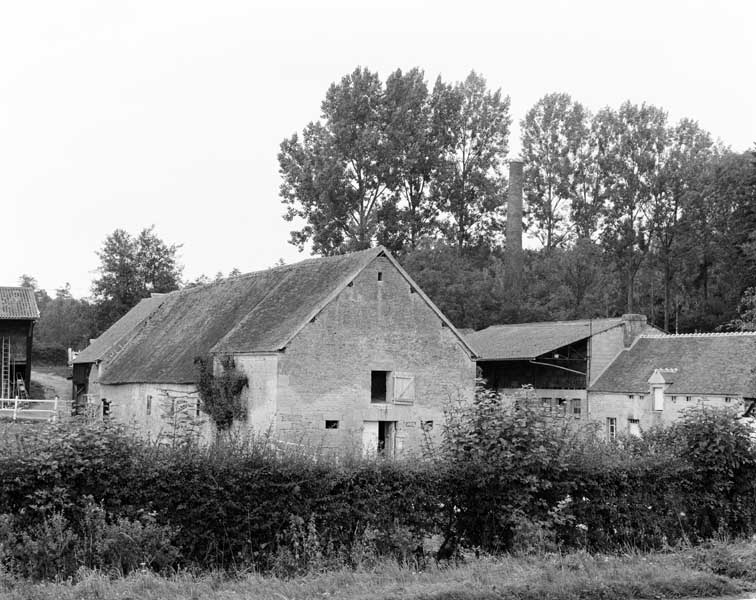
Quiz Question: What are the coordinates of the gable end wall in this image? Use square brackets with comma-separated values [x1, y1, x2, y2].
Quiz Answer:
[272, 255, 476, 453]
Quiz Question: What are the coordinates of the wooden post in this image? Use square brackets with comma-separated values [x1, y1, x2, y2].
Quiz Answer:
[53, 395, 59, 422]
[12, 398, 18, 421]
[25, 321, 34, 394]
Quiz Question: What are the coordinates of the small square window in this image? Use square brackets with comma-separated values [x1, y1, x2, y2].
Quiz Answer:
[629, 394, 635, 400]
[725, 396, 733, 403]
[325, 420, 339, 429]
[421, 420, 433, 431]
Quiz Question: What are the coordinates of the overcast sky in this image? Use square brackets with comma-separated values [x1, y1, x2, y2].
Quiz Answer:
[2, 0, 754, 297]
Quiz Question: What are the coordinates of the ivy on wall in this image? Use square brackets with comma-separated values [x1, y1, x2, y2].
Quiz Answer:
[194, 355, 248, 431]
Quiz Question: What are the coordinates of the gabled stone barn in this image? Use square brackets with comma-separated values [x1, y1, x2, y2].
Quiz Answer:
[74, 247, 477, 453]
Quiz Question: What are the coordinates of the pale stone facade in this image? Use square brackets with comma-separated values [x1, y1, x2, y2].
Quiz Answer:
[86, 252, 476, 454]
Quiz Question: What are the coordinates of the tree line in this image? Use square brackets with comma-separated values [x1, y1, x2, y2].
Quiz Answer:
[279, 67, 756, 332]
[19, 66, 756, 359]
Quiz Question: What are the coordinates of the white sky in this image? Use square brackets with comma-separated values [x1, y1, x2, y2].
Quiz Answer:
[2, 0, 754, 297]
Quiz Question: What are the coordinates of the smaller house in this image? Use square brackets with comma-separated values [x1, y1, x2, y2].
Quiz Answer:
[466, 314, 656, 418]
[0, 287, 40, 399]
[589, 332, 756, 438]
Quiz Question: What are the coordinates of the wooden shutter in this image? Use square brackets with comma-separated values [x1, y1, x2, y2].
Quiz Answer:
[393, 372, 415, 404]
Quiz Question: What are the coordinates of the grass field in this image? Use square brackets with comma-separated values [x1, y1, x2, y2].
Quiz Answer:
[2, 546, 755, 600]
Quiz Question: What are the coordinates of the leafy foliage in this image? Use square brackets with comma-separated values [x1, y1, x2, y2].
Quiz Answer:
[194, 355, 248, 431]
[91, 226, 182, 334]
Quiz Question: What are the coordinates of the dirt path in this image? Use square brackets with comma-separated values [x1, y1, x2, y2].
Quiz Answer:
[30, 370, 72, 401]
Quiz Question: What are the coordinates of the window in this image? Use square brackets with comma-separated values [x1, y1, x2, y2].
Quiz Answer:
[556, 398, 567, 416]
[421, 420, 434, 431]
[195, 399, 201, 417]
[671, 395, 677, 402]
[607, 417, 617, 440]
[571, 398, 581, 419]
[628, 418, 641, 437]
[325, 420, 339, 429]
[371, 371, 389, 403]
[685, 396, 692, 402]
[377, 271, 383, 281]
[653, 387, 664, 411]
[393, 372, 415, 404]
[628, 394, 635, 401]
[102, 398, 111, 418]
[725, 396, 733, 403]
[540, 397, 552, 412]
[146, 395, 152, 415]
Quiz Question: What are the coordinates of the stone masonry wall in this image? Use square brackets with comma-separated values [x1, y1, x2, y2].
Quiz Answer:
[272, 255, 476, 455]
[588, 391, 745, 438]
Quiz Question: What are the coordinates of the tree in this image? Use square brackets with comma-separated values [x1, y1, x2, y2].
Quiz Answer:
[430, 72, 511, 250]
[279, 67, 394, 255]
[379, 68, 441, 251]
[91, 226, 182, 332]
[521, 93, 589, 249]
[595, 102, 668, 313]
[649, 119, 714, 330]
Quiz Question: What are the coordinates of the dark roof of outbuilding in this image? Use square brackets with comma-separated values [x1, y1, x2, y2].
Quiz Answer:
[466, 318, 624, 360]
[0, 287, 40, 320]
[589, 333, 756, 396]
[79, 247, 474, 385]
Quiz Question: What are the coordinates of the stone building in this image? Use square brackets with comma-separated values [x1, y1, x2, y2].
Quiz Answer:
[73, 247, 477, 453]
[0, 287, 39, 399]
[588, 332, 756, 438]
[466, 314, 657, 419]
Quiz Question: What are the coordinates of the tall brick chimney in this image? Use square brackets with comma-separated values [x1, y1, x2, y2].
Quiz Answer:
[506, 160, 524, 295]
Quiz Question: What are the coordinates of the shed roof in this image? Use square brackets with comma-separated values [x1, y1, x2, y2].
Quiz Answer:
[0, 287, 40, 320]
[78, 247, 474, 385]
[589, 333, 756, 396]
[466, 318, 624, 360]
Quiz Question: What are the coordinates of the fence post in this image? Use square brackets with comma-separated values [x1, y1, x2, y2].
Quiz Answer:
[12, 398, 18, 421]
[53, 395, 59, 422]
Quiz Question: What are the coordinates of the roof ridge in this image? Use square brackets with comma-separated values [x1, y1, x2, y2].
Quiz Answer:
[179, 247, 384, 293]
[640, 331, 756, 338]
[481, 317, 621, 330]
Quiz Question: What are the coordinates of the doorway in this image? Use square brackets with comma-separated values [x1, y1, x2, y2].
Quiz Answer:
[362, 420, 396, 456]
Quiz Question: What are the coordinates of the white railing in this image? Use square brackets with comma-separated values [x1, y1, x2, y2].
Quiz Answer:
[0, 397, 60, 422]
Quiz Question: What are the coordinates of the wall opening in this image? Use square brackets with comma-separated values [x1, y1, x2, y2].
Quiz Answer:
[570, 398, 581, 419]
[628, 418, 641, 437]
[653, 387, 664, 411]
[362, 420, 396, 457]
[146, 395, 152, 415]
[325, 420, 339, 429]
[377, 272, 383, 281]
[371, 370, 389, 403]
[607, 417, 617, 440]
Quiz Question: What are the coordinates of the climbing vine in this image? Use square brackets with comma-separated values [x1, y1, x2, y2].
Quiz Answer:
[194, 355, 248, 431]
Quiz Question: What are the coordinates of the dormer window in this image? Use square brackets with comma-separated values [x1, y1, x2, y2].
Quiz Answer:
[652, 387, 664, 411]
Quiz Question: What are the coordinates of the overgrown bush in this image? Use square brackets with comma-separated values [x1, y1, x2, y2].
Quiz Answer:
[0, 396, 754, 581]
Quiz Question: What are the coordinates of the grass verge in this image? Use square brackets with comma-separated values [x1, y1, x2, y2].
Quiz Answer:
[0, 549, 752, 600]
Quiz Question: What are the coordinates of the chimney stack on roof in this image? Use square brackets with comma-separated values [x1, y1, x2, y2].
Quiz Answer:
[621, 313, 648, 347]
